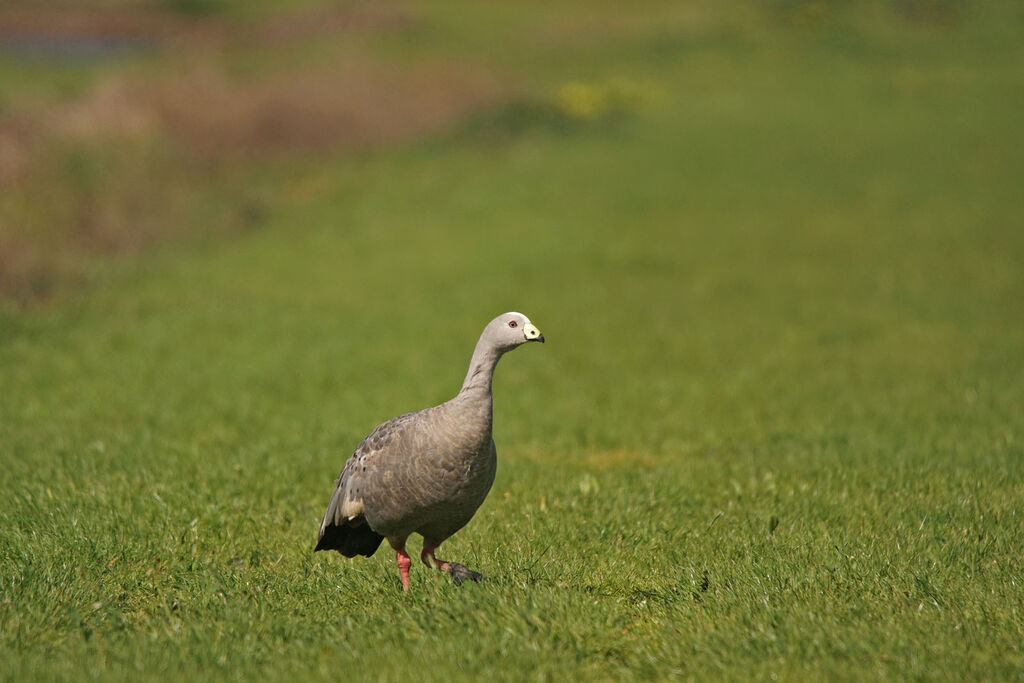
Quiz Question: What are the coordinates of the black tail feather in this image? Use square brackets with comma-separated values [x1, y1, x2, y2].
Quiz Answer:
[315, 519, 384, 558]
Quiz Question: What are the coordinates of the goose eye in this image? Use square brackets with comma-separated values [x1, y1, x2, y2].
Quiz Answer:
[508, 320, 518, 328]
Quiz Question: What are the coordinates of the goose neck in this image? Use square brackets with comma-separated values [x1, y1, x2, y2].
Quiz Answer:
[460, 339, 502, 394]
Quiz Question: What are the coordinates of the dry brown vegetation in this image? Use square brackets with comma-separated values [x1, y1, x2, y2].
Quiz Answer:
[0, 2, 507, 303]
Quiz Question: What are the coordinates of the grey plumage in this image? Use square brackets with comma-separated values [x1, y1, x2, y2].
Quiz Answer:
[315, 312, 544, 589]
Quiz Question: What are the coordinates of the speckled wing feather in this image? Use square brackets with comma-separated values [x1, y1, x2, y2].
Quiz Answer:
[314, 411, 420, 557]
[317, 397, 496, 553]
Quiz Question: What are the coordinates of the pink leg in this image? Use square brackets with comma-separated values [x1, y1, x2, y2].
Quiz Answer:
[421, 546, 451, 571]
[396, 549, 412, 592]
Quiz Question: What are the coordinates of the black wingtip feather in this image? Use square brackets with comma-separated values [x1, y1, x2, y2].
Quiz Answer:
[315, 521, 384, 558]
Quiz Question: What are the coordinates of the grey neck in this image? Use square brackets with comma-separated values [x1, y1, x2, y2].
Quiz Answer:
[459, 337, 503, 395]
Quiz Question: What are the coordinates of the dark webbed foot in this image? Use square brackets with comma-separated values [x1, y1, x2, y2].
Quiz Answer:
[445, 562, 484, 585]
[421, 546, 484, 585]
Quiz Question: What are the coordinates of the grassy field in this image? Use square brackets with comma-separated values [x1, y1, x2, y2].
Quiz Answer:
[2, 0, 1024, 679]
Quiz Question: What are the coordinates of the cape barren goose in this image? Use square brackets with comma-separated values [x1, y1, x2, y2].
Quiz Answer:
[315, 312, 545, 591]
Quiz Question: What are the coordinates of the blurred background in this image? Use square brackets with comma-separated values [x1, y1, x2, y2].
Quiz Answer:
[2, 0, 1019, 304]
[2, 0, 1023, 440]
[1, 0, 505, 300]
[2, 0, 1022, 452]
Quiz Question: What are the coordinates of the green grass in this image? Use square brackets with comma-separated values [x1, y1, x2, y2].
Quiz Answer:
[3, 1, 1024, 679]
